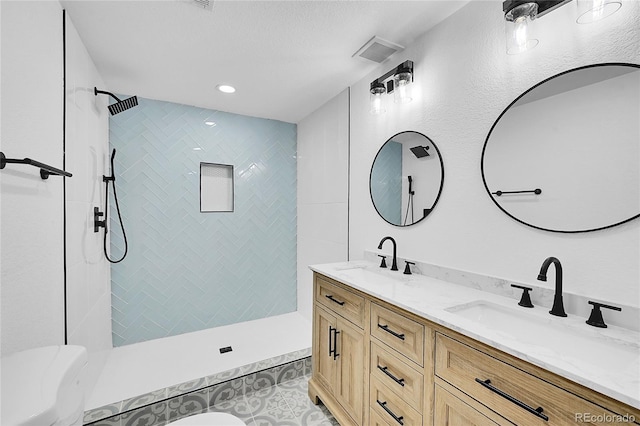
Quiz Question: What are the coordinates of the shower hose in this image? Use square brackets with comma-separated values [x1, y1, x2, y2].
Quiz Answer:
[103, 149, 128, 263]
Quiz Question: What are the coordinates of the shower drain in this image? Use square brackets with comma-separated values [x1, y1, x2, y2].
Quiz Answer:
[219, 346, 233, 354]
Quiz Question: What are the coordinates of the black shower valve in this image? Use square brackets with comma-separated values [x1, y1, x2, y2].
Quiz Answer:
[94, 207, 106, 233]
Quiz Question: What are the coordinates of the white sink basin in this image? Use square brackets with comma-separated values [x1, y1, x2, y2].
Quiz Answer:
[446, 301, 639, 370]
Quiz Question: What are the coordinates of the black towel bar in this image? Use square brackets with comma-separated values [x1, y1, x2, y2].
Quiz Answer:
[0, 152, 72, 179]
[492, 188, 541, 196]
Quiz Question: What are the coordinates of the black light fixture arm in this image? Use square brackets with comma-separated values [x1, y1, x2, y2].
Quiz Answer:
[370, 60, 414, 93]
[503, 0, 571, 17]
[0, 152, 72, 179]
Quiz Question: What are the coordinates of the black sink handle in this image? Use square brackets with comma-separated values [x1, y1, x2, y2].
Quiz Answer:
[510, 284, 534, 308]
[586, 301, 621, 328]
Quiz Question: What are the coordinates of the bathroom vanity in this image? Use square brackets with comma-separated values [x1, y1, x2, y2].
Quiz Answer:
[308, 262, 640, 426]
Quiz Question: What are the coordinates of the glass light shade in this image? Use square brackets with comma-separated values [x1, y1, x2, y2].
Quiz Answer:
[505, 2, 539, 55]
[370, 85, 386, 115]
[576, 0, 622, 23]
[393, 71, 413, 104]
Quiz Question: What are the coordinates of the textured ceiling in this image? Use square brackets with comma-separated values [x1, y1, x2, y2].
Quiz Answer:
[61, 0, 468, 123]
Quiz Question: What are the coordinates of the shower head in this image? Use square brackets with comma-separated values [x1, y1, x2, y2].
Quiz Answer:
[94, 87, 138, 115]
[108, 96, 138, 115]
[410, 145, 430, 158]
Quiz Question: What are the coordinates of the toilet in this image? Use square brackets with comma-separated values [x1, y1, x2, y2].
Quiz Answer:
[1, 345, 88, 426]
[1, 345, 245, 426]
[168, 413, 247, 425]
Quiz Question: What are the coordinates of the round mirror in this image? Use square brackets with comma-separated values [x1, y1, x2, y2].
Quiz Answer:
[370, 131, 444, 226]
[482, 63, 639, 233]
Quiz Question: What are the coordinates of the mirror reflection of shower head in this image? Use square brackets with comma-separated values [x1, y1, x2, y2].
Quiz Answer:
[410, 145, 430, 158]
[94, 87, 138, 115]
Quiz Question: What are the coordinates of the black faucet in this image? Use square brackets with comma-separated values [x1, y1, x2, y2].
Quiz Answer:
[537, 256, 567, 317]
[378, 237, 398, 271]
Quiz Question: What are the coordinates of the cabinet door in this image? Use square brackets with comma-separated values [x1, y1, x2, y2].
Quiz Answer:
[336, 317, 365, 426]
[314, 305, 337, 392]
[434, 385, 501, 426]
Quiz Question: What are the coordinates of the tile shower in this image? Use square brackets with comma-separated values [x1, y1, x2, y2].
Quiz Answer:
[108, 98, 298, 346]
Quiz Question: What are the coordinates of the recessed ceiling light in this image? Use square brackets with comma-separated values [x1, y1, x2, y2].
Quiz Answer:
[217, 84, 236, 93]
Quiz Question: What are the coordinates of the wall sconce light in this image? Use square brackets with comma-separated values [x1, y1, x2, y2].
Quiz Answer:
[502, 0, 571, 54]
[576, 0, 622, 23]
[369, 60, 414, 115]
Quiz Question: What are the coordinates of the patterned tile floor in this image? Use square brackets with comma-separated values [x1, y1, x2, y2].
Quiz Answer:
[207, 374, 339, 426]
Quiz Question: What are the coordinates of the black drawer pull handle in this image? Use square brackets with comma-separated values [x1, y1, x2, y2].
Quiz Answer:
[475, 378, 548, 421]
[377, 365, 405, 387]
[377, 324, 405, 340]
[325, 294, 345, 306]
[377, 400, 404, 425]
[328, 326, 340, 359]
[328, 326, 335, 357]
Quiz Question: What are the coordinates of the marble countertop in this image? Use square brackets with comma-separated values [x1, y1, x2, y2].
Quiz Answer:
[309, 261, 640, 410]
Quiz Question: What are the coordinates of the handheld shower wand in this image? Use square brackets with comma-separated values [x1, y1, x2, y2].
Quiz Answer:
[403, 175, 415, 226]
[97, 148, 128, 263]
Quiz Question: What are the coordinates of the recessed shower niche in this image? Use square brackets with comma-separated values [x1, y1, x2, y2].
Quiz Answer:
[200, 162, 234, 212]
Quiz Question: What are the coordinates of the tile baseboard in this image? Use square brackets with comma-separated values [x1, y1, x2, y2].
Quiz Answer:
[83, 348, 311, 425]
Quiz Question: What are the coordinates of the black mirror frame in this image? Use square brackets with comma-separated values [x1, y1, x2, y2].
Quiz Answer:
[370, 131, 445, 227]
[481, 62, 640, 233]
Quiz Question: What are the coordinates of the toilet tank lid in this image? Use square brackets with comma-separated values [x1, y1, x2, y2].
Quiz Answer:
[1, 345, 87, 426]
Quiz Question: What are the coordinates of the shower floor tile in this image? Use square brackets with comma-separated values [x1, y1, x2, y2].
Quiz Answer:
[87, 312, 312, 410]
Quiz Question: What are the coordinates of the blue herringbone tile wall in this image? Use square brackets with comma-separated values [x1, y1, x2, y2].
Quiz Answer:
[371, 140, 402, 224]
[108, 98, 297, 346]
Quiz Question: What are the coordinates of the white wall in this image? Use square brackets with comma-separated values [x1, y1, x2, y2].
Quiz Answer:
[349, 1, 640, 308]
[297, 89, 350, 321]
[0, 2, 111, 399]
[1, 0, 66, 355]
[64, 12, 112, 398]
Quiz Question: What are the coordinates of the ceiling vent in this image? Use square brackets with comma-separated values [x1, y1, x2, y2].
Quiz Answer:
[353, 36, 404, 64]
[184, 0, 213, 12]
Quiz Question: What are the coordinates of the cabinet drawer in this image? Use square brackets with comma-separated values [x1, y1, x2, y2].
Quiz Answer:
[435, 333, 636, 425]
[370, 375, 422, 426]
[371, 303, 424, 366]
[371, 341, 423, 411]
[434, 384, 502, 426]
[316, 275, 365, 328]
[369, 407, 393, 426]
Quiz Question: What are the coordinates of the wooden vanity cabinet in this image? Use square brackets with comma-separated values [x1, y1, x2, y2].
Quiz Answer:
[310, 275, 366, 426]
[309, 272, 640, 426]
